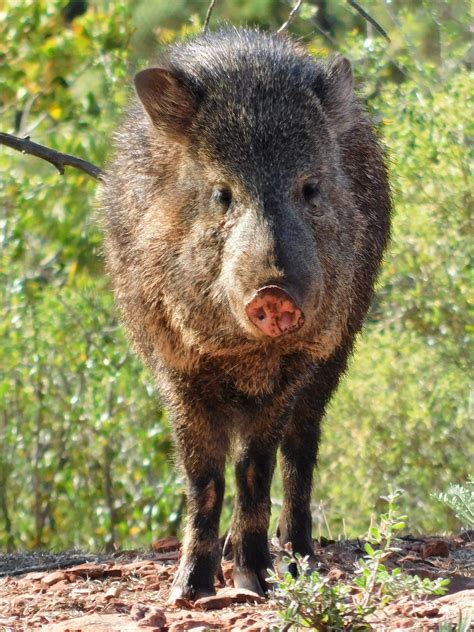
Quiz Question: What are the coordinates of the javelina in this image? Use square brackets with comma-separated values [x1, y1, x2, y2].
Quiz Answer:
[101, 28, 391, 601]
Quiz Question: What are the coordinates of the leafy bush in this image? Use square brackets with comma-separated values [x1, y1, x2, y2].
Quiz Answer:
[313, 39, 473, 537]
[434, 479, 474, 530]
[0, 1, 472, 549]
[269, 492, 449, 631]
[0, 0, 183, 550]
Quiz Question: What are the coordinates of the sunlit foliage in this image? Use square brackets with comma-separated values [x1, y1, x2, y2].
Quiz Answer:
[0, 0, 472, 549]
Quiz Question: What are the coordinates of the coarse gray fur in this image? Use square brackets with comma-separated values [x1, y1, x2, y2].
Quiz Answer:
[101, 27, 391, 600]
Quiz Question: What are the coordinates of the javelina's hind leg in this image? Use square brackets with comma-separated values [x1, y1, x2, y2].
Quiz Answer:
[169, 411, 228, 603]
[232, 439, 278, 596]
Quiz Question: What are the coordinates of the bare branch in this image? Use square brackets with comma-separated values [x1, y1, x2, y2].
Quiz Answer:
[347, 0, 390, 42]
[312, 22, 338, 47]
[0, 132, 103, 180]
[202, 0, 216, 33]
[277, 0, 303, 34]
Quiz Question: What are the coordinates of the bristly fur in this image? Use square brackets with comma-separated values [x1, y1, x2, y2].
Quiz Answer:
[100, 27, 391, 600]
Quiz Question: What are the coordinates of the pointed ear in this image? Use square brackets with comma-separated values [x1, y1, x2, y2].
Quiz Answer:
[134, 68, 197, 138]
[317, 56, 357, 135]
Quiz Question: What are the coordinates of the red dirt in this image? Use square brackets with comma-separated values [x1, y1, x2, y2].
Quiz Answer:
[0, 534, 472, 631]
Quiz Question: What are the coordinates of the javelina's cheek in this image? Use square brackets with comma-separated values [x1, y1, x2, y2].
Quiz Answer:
[179, 222, 225, 282]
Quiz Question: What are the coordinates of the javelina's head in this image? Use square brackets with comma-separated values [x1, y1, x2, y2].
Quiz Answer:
[132, 29, 369, 358]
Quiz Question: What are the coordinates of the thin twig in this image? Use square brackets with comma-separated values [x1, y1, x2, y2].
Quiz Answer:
[277, 0, 303, 34]
[347, 0, 390, 42]
[202, 0, 216, 33]
[0, 132, 103, 179]
[312, 22, 338, 47]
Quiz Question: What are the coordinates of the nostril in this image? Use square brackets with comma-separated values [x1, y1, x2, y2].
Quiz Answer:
[278, 311, 294, 330]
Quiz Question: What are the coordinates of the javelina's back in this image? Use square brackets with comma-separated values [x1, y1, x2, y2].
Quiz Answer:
[101, 28, 391, 600]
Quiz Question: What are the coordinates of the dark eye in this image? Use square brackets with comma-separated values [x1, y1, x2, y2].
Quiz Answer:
[302, 180, 321, 208]
[213, 186, 232, 210]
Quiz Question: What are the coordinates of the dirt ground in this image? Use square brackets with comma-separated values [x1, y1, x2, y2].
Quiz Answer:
[0, 533, 472, 631]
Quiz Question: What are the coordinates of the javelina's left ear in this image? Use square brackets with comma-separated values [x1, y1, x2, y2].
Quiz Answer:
[134, 68, 197, 139]
[317, 55, 357, 135]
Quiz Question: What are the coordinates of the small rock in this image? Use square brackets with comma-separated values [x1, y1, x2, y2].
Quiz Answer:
[195, 587, 265, 610]
[102, 565, 124, 578]
[104, 584, 122, 600]
[41, 571, 68, 587]
[48, 579, 70, 593]
[411, 604, 439, 617]
[398, 554, 422, 564]
[130, 603, 152, 620]
[43, 613, 161, 631]
[170, 597, 193, 609]
[92, 595, 130, 611]
[219, 613, 240, 625]
[130, 603, 166, 628]
[437, 589, 474, 610]
[232, 621, 270, 632]
[420, 539, 449, 558]
[221, 587, 266, 604]
[168, 621, 222, 631]
[25, 571, 48, 581]
[152, 536, 181, 551]
[194, 594, 234, 610]
[139, 611, 166, 628]
[389, 617, 417, 629]
[120, 561, 160, 575]
[327, 567, 345, 581]
[65, 563, 106, 580]
[383, 604, 402, 616]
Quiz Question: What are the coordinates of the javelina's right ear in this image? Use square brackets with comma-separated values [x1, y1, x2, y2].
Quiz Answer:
[134, 68, 197, 138]
[317, 56, 356, 135]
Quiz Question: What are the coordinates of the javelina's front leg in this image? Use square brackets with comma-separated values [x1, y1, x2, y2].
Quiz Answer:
[232, 438, 278, 596]
[278, 408, 320, 560]
[278, 355, 347, 561]
[169, 409, 229, 602]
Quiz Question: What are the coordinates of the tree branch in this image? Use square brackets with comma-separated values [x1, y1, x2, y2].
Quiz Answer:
[277, 0, 303, 34]
[0, 132, 103, 180]
[202, 0, 217, 33]
[347, 0, 390, 42]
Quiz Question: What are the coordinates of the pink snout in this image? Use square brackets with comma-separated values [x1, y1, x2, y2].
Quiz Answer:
[245, 285, 305, 338]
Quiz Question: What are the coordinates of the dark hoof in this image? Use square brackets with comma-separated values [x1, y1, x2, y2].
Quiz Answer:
[233, 567, 270, 596]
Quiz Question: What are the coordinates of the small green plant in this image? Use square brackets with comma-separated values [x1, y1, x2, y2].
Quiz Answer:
[269, 491, 449, 631]
[270, 554, 366, 631]
[434, 479, 474, 529]
[353, 491, 448, 610]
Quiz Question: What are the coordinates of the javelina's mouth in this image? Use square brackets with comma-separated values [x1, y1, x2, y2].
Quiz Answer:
[245, 285, 305, 338]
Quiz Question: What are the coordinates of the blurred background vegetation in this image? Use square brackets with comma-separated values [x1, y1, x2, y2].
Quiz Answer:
[0, 0, 472, 552]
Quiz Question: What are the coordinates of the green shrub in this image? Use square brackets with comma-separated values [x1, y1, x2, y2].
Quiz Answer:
[434, 479, 474, 530]
[0, 1, 472, 549]
[269, 492, 449, 631]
